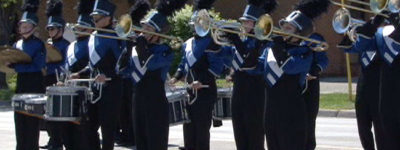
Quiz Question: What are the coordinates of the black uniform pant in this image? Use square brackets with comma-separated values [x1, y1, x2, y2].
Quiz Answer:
[265, 74, 306, 150]
[355, 63, 388, 150]
[60, 122, 88, 150]
[44, 74, 63, 148]
[379, 58, 400, 150]
[183, 87, 217, 150]
[15, 72, 45, 150]
[117, 80, 135, 144]
[231, 72, 265, 150]
[84, 77, 123, 150]
[303, 79, 320, 150]
[133, 75, 169, 150]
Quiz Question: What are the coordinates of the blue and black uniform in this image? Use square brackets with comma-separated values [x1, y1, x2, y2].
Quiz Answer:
[61, 36, 91, 150]
[118, 36, 174, 150]
[85, 29, 124, 150]
[261, 36, 313, 150]
[66, 37, 90, 74]
[340, 24, 400, 149]
[218, 36, 266, 150]
[44, 37, 70, 150]
[13, 35, 46, 150]
[173, 35, 224, 150]
[302, 33, 328, 150]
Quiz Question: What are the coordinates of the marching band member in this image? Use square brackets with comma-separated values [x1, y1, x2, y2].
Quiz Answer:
[42, 1, 70, 149]
[338, 10, 400, 149]
[118, 0, 187, 149]
[115, 0, 151, 147]
[85, 0, 124, 149]
[302, 33, 328, 150]
[260, 0, 330, 149]
[61, 0, 95, 149]
[12, 0, 46, 149]
[169, 1, 224, 150]
[379, 11, 400, 149]
[218, 0, 276, 149]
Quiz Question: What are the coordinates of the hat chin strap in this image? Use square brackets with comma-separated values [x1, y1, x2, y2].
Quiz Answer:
[20, 27, 35, 38]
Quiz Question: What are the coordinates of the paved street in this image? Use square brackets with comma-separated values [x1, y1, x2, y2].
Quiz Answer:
[0, 109, 363, 150]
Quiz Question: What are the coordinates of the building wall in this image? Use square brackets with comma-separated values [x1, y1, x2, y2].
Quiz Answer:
[33, 0, 361, 77]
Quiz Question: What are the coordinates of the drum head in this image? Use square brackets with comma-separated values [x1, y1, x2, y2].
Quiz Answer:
[25, 97, 47, 104]
[12, 94, 46, 101]
[45, 43, 62, 63]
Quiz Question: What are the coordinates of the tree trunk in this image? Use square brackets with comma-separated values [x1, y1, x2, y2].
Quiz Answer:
[0, 1, 20, 89]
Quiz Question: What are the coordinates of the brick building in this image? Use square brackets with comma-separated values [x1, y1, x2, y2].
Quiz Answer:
[31, 0, 363, 77]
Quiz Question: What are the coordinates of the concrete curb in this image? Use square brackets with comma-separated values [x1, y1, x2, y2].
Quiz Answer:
[318, 109, 356, 118]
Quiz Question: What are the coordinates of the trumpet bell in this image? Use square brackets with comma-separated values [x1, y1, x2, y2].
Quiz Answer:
[194, 9, 213, 37]
[254, 14, 273, 41]
[388, 0, 400, 12]
[332, 8, 351, 34]
[370, 0, 389, 13]
[115, 14, 137, 38]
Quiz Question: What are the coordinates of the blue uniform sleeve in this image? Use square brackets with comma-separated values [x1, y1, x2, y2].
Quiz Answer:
[13, 40, 46, 72]
[282, 47, 313, 74]
[344, 36, 376, 54]
[146, 45, 174, 71]
[314, 51, 329, 71]
[218, 46, 235, 68]
[172, 44, 188, 80]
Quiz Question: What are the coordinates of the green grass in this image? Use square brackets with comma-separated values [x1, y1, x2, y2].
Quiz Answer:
[320, 93, 355, 110]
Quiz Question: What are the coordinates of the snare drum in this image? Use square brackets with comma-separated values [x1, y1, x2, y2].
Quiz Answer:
[25, 96, 47, 117]
[12, 94, 45, 114]
[45, 86, 88, 122]
[167, 90, 190, 126]
[213, 88, 233, 120]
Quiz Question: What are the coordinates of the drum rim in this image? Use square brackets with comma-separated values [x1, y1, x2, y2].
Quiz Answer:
[44, 116, 80, 121]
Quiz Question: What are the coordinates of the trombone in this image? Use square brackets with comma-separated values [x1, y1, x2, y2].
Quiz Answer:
[66, 23, 131, 41]
[194, 9, 329, 51]
[66, 15, 182, 43]
[114, 14, 182, 42]
[330, 0, 400, 18]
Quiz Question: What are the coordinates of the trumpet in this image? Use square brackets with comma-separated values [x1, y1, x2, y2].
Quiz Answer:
[332, 8, 366, 42]
[330, 0, 400, 18]
[194, 9, 329, 51]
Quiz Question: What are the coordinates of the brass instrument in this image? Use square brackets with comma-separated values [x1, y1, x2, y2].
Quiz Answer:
[332, 8, 366, 42]
[194, 9, 329, 51]
[66, 14, 182, 43]
[331, 0, 400, 18]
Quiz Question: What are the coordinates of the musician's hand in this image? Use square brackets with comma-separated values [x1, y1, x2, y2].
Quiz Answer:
[94, 74, 107, 84]
[169, 78, 178, 86]
[388, 12, 400, 28]
[70, 73, 80, 79]
[191, 81, 204, 90]
[306, 74, 317, 81]
[56, 81, 65, 86]
[225, 75, 233, 82]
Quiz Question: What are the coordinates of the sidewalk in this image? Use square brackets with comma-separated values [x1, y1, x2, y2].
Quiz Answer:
[319, 77, 357, 118]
